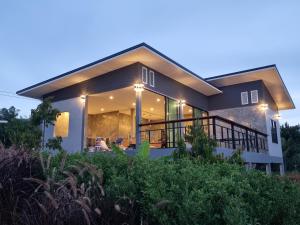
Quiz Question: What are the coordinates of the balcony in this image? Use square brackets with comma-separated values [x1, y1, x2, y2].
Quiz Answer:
[139, 116, 268, 153]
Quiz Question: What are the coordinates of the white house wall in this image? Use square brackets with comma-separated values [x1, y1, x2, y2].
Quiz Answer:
[265, 108, 282, 157]
[44, 97, 84, 153]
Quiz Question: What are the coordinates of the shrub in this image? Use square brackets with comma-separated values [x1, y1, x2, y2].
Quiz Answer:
[49, 152, 300, 225]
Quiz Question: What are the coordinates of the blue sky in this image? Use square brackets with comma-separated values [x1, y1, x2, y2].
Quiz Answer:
[0, 0, 299, 124]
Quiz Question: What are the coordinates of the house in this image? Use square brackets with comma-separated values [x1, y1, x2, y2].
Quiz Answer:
[17, 43, 295, 174]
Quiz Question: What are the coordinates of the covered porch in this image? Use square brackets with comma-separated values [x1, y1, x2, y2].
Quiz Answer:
[84, 84, 268, 154]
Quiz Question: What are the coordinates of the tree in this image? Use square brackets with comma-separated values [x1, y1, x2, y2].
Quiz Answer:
[31, 98, 60, 149]
[0, 107, 19, 147]
[185, 122, 217, 161]
[281, 123, 300, 172]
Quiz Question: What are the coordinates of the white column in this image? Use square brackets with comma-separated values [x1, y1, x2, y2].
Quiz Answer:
[81, 95, 88, 150]
[280, 164, 285, 176]
[246, 162, 253, 171]
[134, 84, 144, 148]
[178, 100, 185, 139]
[266, 163, 272, 175]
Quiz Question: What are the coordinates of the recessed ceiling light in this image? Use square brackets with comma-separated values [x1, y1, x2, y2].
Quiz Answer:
[100, 108, 104, 112]
[109, 96, 114, 100]
[150, 108, 154, 111]
[156, 98, 160, 102]
[132, 102, 136, 106]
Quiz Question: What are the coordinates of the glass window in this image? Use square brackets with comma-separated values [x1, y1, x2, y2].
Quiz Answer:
[241, 91, 249, 105]
[251, 90, 259, 103]
[54, 112, 69, 137]
[142, 67, 148, 84]
[271, 119, 278, 143]
[149, 70, 155, 87]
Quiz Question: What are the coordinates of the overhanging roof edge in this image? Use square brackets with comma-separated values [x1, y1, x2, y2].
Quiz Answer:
[17, 43, 221, 96]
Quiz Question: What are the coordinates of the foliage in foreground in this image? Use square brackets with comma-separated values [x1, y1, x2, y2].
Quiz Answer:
[1, 146, 300, 225]
[50, 152, 300, 225]
[281, 123, 300, 172]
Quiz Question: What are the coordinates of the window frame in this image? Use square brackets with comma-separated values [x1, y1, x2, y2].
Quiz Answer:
[53, 112, 70, 138]
[271, 119, 278, 144]
[149, 70, 155, 87]
[241, 91, 249, 105]
[142, 67, 148, 84]
[250, 90, 259, 104]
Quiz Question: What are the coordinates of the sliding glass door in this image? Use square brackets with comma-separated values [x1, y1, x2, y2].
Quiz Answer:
[166, 98, 180, 147]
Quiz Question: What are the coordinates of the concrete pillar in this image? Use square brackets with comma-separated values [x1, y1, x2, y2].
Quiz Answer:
[266, 163, 272, 175]
[280, 163, 285, 176]
[178, 100, 185, 139]
[81, 95, 88, 150]
[246, 162, 253, 171]
[135, 85, 143, 148]
[130, 108, 135, 143]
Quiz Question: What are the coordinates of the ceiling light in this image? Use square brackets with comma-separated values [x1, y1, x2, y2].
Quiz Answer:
[132, 102, 136, 106]
[100, 108, 104, 112]
[150, 108, 154, 111]
[109, 96, 114, 100]
[189, 109, 192, 113]
[156, 98, 160, 102]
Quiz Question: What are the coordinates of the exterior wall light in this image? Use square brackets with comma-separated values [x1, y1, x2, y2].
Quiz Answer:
[80, 95, 87, 103]
[178, 99, 186, 106]
[134, 83, 144, 92]
[259, 103, 268, 111]
[274, 113, 281, 120]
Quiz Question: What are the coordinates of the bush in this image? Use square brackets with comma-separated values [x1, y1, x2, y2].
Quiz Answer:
[1, 147, 300, 225]
[49, 152, 300, 225]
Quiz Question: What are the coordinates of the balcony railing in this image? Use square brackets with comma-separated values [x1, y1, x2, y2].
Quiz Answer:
[139, 116, 268, 153]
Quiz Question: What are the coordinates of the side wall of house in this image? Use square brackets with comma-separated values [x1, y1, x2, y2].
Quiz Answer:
[44, 97, 84, 153]
[208, 80, 282, 158]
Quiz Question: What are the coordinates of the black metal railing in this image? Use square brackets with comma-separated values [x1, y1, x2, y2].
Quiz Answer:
[139, 116, 268, 153]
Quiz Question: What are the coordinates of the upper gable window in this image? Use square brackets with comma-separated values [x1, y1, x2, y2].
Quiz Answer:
[142, 67, 148, 84]
[149, 70, 155, 87]
[251, 90, 259, 103]
[241, 91, 249, 105]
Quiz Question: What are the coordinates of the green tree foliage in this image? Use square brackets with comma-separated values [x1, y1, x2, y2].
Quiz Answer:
[185, 123, 217, 160]
[172, 137, 188, 159]
[31, 98, 60, 149]
[0, 99, 62, 151]
[281, 123, 300, 171]
[0, 106, 19, 147]
[47, 152, 300, 225]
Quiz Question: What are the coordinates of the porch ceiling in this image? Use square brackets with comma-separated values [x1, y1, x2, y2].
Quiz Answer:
[17, 43, 221, 99]
[206, 65, 295, 110]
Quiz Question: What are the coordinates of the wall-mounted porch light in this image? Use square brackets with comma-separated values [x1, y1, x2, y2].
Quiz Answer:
[274, 113, 281, 120]
[178, 99, 186, 107]
[134, 83, 144, 92]
[80, 95, 87, 103]
[259, 103, 268, 112]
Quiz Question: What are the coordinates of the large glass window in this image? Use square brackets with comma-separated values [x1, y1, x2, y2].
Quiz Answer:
[54, 112, 69, 137]
[141, 90, 165, 148]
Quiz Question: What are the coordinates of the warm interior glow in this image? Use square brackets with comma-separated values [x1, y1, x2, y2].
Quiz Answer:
[54, 112, 69, 138]
[109, 96, 114, 100]
[150, 107, 154, 111]
[156, 98, 161, 102]
[100, 108, 104, 112]
[132, 102, 136, 106]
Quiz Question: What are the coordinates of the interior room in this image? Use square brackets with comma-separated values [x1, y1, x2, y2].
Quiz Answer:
[86, 87, 165, 150]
